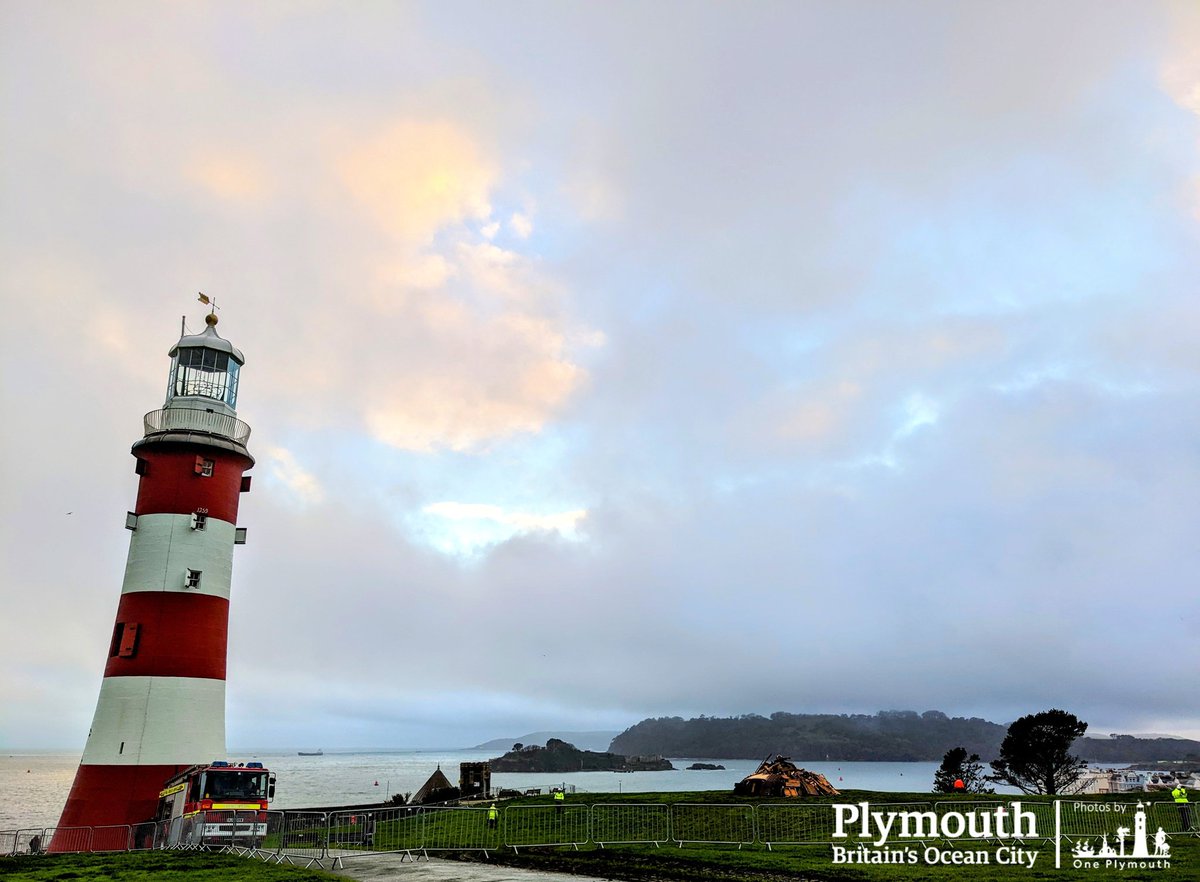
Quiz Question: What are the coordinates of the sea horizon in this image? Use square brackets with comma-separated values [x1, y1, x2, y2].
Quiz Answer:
[1, 749, 1010, 832]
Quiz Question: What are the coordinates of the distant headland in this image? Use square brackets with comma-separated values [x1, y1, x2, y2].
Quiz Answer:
[489, 738, 673, 772]
[609, 710, 1200, 763]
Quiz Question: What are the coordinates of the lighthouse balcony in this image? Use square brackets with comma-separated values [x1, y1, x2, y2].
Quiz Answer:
[143, 406, 252, 445]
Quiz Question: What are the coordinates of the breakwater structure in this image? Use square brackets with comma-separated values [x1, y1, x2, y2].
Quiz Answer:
[54, 307, 255, 843]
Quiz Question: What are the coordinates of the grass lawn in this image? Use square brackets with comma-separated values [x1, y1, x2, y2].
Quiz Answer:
[438, 790, 1199, 881]
[0, 851, 340, 882]
[3, 791, 1194, 881]
[448, 835, 1198, 881]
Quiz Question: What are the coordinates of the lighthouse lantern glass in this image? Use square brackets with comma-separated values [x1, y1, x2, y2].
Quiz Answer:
[170, 348, 240, 408]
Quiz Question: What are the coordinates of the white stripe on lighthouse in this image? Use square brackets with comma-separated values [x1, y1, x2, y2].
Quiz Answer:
[122, 513, 236, 599]
[80, 676, 226, 766]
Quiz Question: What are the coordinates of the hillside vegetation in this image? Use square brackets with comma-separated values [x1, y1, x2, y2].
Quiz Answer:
[490, 738, 673, 771]
[609, 710, 1200, 762]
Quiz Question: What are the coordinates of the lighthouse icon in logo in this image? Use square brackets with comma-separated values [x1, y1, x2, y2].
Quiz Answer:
[1070, 802, 1171, 861]
[55, 309, 254, 842]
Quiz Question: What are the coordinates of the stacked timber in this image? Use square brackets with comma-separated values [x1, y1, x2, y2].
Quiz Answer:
[734, 755, 840, 797]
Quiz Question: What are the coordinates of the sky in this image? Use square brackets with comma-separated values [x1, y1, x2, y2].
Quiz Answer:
[2, 1, 1199, 750]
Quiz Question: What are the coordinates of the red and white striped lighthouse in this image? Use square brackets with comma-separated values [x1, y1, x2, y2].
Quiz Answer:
[56, 310, 254, 835]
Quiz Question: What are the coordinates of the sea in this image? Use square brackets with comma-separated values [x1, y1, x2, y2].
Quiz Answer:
[1, 749, 999, 832]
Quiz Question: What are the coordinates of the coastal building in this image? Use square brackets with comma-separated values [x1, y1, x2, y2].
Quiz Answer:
[412, 767, 458, 804]
[54, 310, 254, 840]
[1074, 768, 1148, 794]
[459, 761, 492, 799]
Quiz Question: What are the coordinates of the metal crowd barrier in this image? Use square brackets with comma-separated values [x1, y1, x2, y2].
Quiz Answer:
[1059, 801, 1141, 842]
[671, 803, 755, 847]
[757, 803, 836, 846]
[929, 800, 1053, 843]
[276, 811, 327, 866]
[591, 803, 670, 846]
[5, 798, 1196, 861]
[503, 804, 590, 851]
[422, 806, 500, 852]
[1151, 800, 1195, 836]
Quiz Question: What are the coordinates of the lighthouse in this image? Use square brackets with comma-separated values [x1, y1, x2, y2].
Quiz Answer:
[56, 310, 254, 837]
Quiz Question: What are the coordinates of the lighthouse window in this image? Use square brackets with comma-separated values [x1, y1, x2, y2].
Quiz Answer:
[191, 512, 208, 531]
[185, 569, 202, 590]
[109, 623, 125, 657]
[109, 622, 139, 657]
[173, 347, 237, 405]
[195, 456, 215, 477]
[226, 359, 240, 408]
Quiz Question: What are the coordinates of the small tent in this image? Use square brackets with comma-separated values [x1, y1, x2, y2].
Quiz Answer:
[734, 755, 839, 797]
[412, 766, 460, 805]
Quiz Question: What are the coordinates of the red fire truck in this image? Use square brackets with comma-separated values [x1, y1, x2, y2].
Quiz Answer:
[153, 760, 276, 847]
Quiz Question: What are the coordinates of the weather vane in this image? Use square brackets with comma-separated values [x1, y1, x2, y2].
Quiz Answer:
[197, 291, 220, 316]
[196, 291, 222, 328]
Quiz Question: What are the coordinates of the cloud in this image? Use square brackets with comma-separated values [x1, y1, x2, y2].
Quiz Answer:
[4, 1, 1200, 755]
[418, 501, 587, 554]
[338, 120, 497, 243]
[186, 152, 272, 205]
[509, 211, 533, 239]
[359, 297, 587, 452]
[1160, 2, 1200, 117]
[264, 446, 323, 504]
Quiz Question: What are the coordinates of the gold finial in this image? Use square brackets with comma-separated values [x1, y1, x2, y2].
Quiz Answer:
[198, 291, 220, 326]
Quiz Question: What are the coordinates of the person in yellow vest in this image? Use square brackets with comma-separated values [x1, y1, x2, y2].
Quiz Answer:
[554, 788, 565, 814]
[487, 803, 499, 830]
[1173, 785, 1191, 831]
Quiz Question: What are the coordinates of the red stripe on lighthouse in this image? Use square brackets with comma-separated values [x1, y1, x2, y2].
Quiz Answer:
[134, 447, 250, 523]
[53, 763, 188, 846]
[103, 592, 229, 680]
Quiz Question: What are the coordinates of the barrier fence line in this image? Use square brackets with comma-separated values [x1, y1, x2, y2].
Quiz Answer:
[757, 803, 836, 846]
[671, 803, 754, 848]
[1152, 800, 1195, 836]
[503, 804, 589, 850]
[1059, 802, 1141, 841]
[591, 803, 670, 847]
[277, 811, 327, 866]
[422, 806, 501, 852]
[45, 825, 92, 853]
[5, 799, 1197, 858]
[930, 800, 1054, 843]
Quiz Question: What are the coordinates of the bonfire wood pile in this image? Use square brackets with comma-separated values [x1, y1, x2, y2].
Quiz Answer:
[733, 755, 840, 797]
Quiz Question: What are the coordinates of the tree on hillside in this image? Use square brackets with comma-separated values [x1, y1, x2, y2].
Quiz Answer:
[933, 746, 994, 793]
[988, 709, 1088, 795]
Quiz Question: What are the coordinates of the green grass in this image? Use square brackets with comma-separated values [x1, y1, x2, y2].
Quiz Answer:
[439, 790, 1200, 881]
[448, 835, 1198, 881]
[5, 791, 1194, 881]
[0, 851, 340, 882]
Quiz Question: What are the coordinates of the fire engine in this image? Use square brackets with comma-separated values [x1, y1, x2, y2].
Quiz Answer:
[153, 760, 276, 847]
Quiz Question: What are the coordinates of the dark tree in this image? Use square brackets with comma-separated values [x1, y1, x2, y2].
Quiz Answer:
[989, 709, 1088, 795]
[933, 746, 994, 793]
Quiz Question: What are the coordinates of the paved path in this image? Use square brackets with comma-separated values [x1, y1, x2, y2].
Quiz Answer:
[330, 853, 611, 881]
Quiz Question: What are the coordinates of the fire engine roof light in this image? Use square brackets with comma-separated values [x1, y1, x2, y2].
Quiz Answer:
[211, 760, 230, 767]
[246, 762, 264, 768]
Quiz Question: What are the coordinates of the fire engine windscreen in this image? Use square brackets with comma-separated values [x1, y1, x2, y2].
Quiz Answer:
[204, 770, 268, 800]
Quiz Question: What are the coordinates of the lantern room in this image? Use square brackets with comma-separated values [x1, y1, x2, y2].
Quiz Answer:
[166, 313, 245, 413]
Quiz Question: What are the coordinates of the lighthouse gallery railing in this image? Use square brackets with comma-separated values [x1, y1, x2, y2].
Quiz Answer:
[143, 407, 251, 445]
